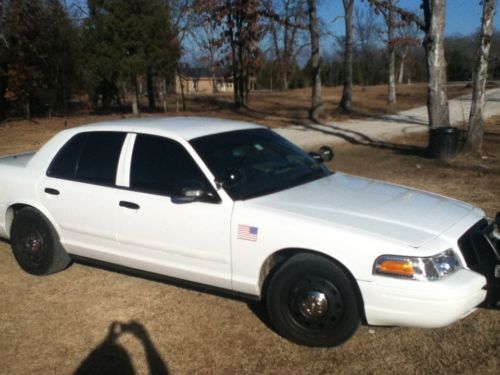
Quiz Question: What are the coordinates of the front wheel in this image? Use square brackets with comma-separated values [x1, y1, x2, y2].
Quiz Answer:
[266, 253, 360, 347]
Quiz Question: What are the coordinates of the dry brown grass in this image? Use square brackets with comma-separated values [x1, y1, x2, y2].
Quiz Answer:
[0, 83, 472, 139]
[0, 98, 499, 374]
[173, 83, 472, 128]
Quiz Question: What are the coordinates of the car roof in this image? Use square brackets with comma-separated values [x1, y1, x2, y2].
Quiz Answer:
[71, 116, 265, 140]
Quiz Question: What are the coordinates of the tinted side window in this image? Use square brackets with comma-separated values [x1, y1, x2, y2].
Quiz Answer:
[75, 132, 126, 185]
[47, 133, 86, 179]
[47, 132, 125, 186]
[130, 135, 212, 196]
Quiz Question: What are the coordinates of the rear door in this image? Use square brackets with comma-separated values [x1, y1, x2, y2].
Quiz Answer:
[116, 133, 233, 289]
[37, 131, 126, 263]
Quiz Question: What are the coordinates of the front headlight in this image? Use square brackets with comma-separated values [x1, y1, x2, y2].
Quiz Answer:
[373, 249, 461, 281]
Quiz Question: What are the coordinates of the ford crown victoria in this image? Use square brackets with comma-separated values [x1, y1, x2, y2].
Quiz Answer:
[0, 117, 498, 347]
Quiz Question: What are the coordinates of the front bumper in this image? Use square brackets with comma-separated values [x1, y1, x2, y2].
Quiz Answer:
[360, 269, 486, 328]
[361, 214, 500, 328]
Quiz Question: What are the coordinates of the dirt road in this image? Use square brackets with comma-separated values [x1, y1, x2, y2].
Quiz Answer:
[276, 88, 500, 148]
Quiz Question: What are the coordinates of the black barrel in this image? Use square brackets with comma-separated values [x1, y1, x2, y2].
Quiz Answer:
[429, 126, 460, 160]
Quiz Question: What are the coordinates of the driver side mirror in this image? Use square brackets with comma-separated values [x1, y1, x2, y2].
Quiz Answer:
[171, 181, 218, 204]
[319, 146, 334, 161]
[309, 146, 334, 163]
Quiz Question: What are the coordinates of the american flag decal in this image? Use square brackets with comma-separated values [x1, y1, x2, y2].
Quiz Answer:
[238, 225, 258, 241]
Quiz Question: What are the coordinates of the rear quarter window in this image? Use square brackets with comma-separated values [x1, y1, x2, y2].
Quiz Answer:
[47, 131, 126, 186]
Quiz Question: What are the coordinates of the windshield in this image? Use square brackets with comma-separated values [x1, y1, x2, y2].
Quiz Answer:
[190, 128, 331, 200]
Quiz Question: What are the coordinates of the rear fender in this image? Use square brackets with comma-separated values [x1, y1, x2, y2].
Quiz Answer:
[2, 200, 62, 241]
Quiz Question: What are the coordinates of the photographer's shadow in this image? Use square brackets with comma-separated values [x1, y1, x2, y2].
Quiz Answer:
[74, 321, 168, 375]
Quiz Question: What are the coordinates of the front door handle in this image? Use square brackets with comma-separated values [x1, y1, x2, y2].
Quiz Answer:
[119, 201, 140, 210]
[44, 188, 60, 196]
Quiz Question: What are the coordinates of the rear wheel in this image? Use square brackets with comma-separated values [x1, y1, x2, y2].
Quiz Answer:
[266, 253, 360, 347]
[10, 207, 71, 275]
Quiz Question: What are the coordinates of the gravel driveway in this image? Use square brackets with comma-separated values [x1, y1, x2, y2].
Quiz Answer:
[276, 88, 500, 148]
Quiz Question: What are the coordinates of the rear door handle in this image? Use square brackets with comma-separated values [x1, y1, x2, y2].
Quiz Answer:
[119, 201, 140, 210]
[44, 188, 60, 196]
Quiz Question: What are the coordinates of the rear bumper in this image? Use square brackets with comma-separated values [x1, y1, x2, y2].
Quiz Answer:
[360, 269, 487, 328]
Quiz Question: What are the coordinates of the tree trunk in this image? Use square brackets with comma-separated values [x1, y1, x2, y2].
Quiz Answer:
[162, 79, 168, 112]
[0, 76, 7, 119]
[387, 8, 396, 105]
[307, 0, 323, 121]
[176, 64, 186, 111]
[131, 75, 139, 115]
[283, 71, 289, 91]
[388, 47, 396, 104]
[237, 36, 247, 106]
[423, 0, 450, 129]
[232, 46, 241, 105]
[227, 11, 241, 107]
[339, 0, 354, 113]
[211, 64, 216, 94]
[25, 98, 31, 121]
[398, 50, 406, 84]
[147, 67, 156, 110]
[464, 0, 496, 154]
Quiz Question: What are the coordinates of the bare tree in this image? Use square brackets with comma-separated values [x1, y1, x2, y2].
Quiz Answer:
[191, 22, 224, 93]
[395, 23, 420, 84]
[464, 0, 497, 154]
[422, 0, 450, 131]
[367, 0, 451, 155]
[369, 1, 421, 104]
[307, 0, 323, 120]
[194, 1, 268, 107]
[374, 2, 397, 104]
[171, 0, 197, 44]
[171, 0, 199, 110]
[264, 0, 307, 90]
[339, 0, 355, 113]
[353, 6, 383, 86]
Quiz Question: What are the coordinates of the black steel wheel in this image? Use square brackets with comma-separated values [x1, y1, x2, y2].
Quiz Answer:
[10, 207, 71, 275]
[267, 253, 360, 347]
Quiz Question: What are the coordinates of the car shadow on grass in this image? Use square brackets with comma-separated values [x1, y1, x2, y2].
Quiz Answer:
[74, 321, 169, 375]
[246, 300, 278, 334]
[71, 257, 283, 338]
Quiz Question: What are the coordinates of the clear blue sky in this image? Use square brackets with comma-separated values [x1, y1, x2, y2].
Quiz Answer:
[320, 0, 500, 36]
[68, 0, 499, 64]
[68, 0, 498, 36]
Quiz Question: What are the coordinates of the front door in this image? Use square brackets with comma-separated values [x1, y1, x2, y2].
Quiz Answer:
[116, 134, 233, 289]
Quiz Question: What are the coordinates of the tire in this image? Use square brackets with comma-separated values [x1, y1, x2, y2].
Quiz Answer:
[10, 207, 71, 275]
[266, 253, 360, 347]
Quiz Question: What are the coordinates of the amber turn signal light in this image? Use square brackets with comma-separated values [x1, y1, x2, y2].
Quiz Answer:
[376, 259, 414, 277]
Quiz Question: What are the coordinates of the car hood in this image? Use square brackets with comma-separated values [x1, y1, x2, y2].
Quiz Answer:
[250, 173, 475, 247]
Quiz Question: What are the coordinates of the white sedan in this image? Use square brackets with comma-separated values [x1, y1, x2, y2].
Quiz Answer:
[0, 117, 498, 347]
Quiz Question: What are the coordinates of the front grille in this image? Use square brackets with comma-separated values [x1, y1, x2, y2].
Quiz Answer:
[458, 219, 499, 274]
[458, 216, 500, 308]
[458, 219, 489, 267]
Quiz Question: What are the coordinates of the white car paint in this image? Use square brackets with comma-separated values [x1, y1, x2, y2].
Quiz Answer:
[0, 117, 491, 330]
